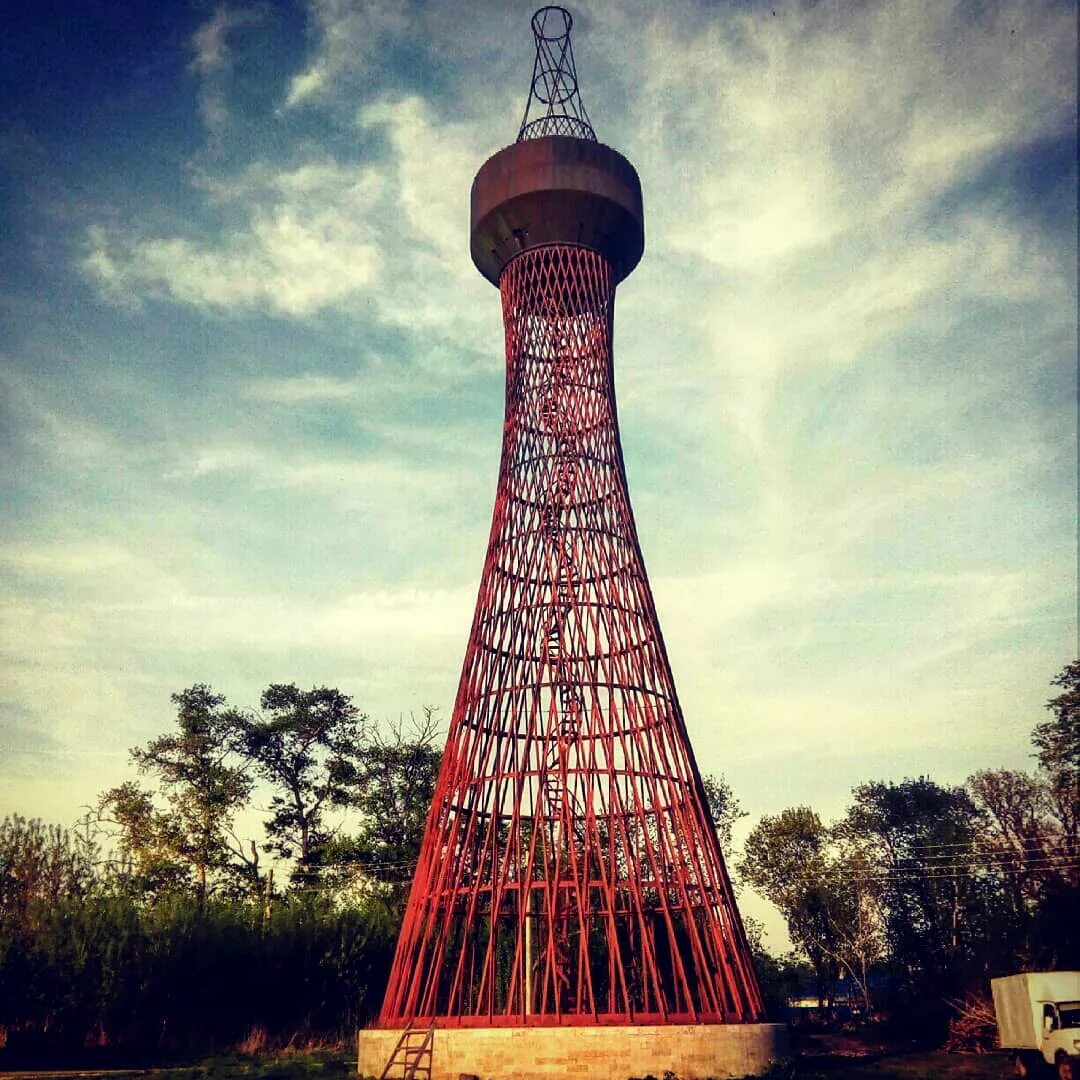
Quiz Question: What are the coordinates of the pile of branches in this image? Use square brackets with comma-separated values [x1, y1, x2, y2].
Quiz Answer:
[944, 992, 998, 1053]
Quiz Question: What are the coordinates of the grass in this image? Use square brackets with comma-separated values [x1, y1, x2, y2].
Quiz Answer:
[0, 1049, 354, 1080]
[0, 1048, 1014, 1079]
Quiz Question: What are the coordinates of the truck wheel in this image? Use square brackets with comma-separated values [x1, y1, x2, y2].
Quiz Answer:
[1056, 1053, 1074, 1080]
[1015, 1052, 1045, 1077]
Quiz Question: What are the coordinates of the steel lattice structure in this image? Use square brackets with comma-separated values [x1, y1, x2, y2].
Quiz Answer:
[378, 7, 763, 1031]
[518, 6, 595, 142]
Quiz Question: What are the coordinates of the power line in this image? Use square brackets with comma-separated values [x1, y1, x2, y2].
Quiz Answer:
[813, 859, 1080, 884]
[876, 836, 1064, 855]
[300, 856, 1080, 887]
[877, 848, 1072, 868]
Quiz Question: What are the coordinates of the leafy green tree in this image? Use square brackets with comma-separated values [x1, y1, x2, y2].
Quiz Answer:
[741, 915, 815, 1019]
[966, 768, 1044, 966]
[841, 777, 989, 1002]
[1038, 660, 1080, 772]
[1038, 661, 1080, 863]
[232, 684, 364, 886]
[329, 709, 441, 908]
[961, 665, 1080, 971]
[94, 781, 192, 895]
[738, 806, 842, 1007]
[702, 772, 747, 853]
[97, 685, 253, 900]
[738, 807, 883, 1014]
[0, 816, 104, 1058]
[1024, 661, 1080, 967]
[0, 815, 98, 925]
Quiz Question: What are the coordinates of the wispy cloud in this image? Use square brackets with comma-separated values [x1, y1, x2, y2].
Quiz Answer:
[284, 0, 409, 109]
[190, 5, 263, 149]
[244, 374, 363, 403]
[83, 162, 383, 315]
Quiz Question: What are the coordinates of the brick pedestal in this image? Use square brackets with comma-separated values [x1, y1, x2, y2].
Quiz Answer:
[359, 1022, 790, 1079]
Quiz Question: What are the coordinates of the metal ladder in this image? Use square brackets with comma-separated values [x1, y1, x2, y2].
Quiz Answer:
[378, 1021, 435, 1080]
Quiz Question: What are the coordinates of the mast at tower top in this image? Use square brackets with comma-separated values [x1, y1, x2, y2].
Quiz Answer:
[518, 6, 597, 142]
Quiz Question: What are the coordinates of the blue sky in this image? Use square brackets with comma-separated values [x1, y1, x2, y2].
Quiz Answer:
[1, 0, 1076, 943]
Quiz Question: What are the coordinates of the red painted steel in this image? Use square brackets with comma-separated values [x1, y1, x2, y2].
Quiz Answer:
[378, 244, 764, 1027]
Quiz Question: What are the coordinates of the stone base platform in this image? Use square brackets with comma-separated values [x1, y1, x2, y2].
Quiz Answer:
[358, 1022, 790, 1079]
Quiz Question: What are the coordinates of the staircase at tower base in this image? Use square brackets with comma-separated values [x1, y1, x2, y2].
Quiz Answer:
[359, 1022, 790, 1080]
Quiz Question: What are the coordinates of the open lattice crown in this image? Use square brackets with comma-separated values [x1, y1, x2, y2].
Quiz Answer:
[518, 6, 597, 143]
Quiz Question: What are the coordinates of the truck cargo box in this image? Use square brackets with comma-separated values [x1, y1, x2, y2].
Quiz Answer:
[992, 972, 1080, 1051]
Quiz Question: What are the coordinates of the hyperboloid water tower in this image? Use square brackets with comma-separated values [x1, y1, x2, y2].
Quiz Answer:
[360, 8, 787, 1078]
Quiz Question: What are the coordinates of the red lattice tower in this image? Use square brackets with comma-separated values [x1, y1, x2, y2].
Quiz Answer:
[378, 6, 763, 1029]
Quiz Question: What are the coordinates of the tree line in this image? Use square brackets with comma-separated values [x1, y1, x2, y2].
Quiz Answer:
[0, 684, 440, 1064]
[736, 661, 1079, 1040]
[95, 684, 442, 901]
[1, 665, 1076, 1061]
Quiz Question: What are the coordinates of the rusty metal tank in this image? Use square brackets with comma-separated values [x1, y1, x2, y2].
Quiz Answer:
[470, 135, 644, 286]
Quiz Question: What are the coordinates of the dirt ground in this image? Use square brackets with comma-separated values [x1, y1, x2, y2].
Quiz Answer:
[0, 1045, 1017, 1080]
[790, 1029, 1010, 1078]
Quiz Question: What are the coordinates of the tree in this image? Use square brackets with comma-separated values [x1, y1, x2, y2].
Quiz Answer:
[740, 914, 814, 1019]
[959, 666, 1080, 972]
[841, 777, 990, 1003]
[1025, 661, 1080, 967]
[1038, 661, 1080, 867]
[738, 806, 843, 1008]
[331, 709, 442, 908]
[1037, 660, 1080, 773]
[94, 780, 192, 894]
[739, 806, 885, 1014]
[232, 684, 365, 886]
[97, 685, 253, 900]
[701, 772, 747, 853]
[0, 815, 98, 924]
[824, 836, 886, 1014]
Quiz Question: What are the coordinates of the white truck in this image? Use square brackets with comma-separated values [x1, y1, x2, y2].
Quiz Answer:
[991, 971, 1080, 1078]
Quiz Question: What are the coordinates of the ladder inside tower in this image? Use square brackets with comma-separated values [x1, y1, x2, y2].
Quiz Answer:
[535, 337, 592, 1017]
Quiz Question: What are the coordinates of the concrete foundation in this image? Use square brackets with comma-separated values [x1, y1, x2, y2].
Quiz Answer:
[359, 1022, 790, 1079]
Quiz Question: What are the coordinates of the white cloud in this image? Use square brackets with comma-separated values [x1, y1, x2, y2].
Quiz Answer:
[354, 96, 500, 355]
[244, 374, 363, 403]
[605, 0, 1076, 473]
[284, 0, 408, 109]
[83, 163, 383, 316]
[172, 440, 444, 501]
[636, 0, 1073, 268]
[360, 97, 478, 261]
[0, 365, 132, 464]
[190, 6, 261, 147]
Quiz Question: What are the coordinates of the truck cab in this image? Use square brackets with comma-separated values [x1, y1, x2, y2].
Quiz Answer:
[1041, 1000, 1080, 1077]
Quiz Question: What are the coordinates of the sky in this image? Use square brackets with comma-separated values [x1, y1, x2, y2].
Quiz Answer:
[1, 0, 1076, 945]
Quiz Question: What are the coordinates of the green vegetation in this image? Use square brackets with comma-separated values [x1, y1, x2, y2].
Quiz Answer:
[737, 662, 1080, 1039]
[0, 831, 398, 1063]
[1, 666, 1076, 1067]
[0, 685, 439, 1066]
[94, 685, 441, 900]
[0, 1049, 355, 1080]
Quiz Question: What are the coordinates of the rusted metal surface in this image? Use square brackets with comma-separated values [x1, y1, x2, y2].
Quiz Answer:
[470, 136, 644, 286]
[377, 244, 763, 1028]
